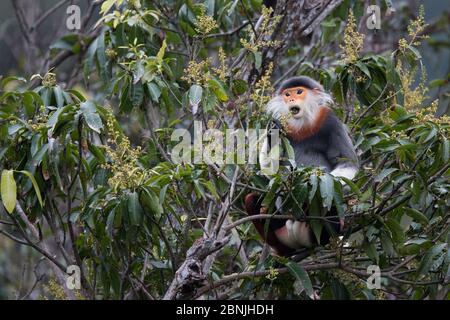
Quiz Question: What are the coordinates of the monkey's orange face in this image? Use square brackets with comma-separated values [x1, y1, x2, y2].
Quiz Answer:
[280, 86, 311, 119]
[281, 86, 307, 104]
[266, 84, 333, 133]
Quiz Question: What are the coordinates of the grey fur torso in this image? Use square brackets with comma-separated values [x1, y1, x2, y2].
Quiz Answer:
[288, 111, 357, 172]
[292, 140, 333, 171]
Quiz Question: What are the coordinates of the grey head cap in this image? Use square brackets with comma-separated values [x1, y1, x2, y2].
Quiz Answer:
[277, 76, 324, 94]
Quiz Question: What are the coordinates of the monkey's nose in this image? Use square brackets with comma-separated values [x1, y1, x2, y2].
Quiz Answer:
[289, 105, 300, 115]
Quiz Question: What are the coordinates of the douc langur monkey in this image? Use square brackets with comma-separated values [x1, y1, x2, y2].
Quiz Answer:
[245, 76, 359, 257]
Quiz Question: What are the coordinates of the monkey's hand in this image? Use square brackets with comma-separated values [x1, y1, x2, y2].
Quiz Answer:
[260, 206, 268, 215]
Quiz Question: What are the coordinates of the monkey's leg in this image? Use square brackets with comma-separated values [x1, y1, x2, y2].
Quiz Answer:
[244, 193, 295, 256]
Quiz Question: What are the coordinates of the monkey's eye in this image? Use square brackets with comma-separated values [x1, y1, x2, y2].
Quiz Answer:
[285, 92, 290, 97]
[297, 89, 303, 95]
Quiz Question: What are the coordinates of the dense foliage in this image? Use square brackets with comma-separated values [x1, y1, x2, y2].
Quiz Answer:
[0, 0, 448, 300]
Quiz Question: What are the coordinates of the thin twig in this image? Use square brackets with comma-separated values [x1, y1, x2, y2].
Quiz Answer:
[32, 0, 70, 31]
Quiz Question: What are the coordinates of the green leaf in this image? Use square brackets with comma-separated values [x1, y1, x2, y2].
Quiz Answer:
[363, 241, 379, 263]
[408, 45, 422, 59]
[232, 79, 248, 95]
[1, 170, 17, 213]
[140, 188, 162, 218]
[131, 83, 144, 108]
[400, 238, 433, 255]
[96, 32, 108, 82]
[147, 82, 161, 102]
[23, 92, 35, 115]
[380, 232, 395, 257]
[47, 106, 65, 133]
[253, 52, 262, 70]
[286, 262, 313, 297]
[156, 39, 167, 64]
[119, 81, 132, 113]
[262, 178, 280, 208]
[127, 191, 143, 226]
[355, 61, 371, 79]
[442, 138, 449, 162]
[88, 143, 106, 163]
[404, 207, 428, 225]
[418, 244, 446, 275]
[189, 84, 203, 114]
[340, 177, 361, 196]
[374, 168, 397, 183]
[208, 78, 228, 102]
[319, 174, 334, 210]
[309, 195, 323, 243]
[422, 127, 437, 144]
[53, 86, 65, 108]
[429, 78, 446, 88]
[17, 170, 43, 207]
[280, 137, 295, 168]
[100, 0, 118, 14]
[203, 180, 219, 200]
[80, 101, 103, 133]
[385, 218, 405, 243]
[290, 183, 308, 217]
[106, 209, 116, 236]
[333, 180, 345, 218]
[309, 173, 318, 202]
[68, 89, 86, 102]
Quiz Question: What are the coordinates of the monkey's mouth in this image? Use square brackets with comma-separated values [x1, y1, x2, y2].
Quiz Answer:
[289, 105, 301, 116]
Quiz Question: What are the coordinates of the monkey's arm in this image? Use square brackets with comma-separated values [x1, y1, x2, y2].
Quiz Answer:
[326, 116, 359, 180]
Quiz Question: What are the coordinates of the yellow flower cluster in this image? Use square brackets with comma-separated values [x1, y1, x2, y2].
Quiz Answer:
[195, 6, 218, 35]
[332, 269, 366, 292]
[182, 50, 233, 86]
[181, 59, 212, 86]
[398, 38, 409, 52]
[414, 100, 450, 126]
[396, 60, 428, 110]
[260, 6, 281, 37]
[42, 72, 57, 87]
[27, 106, 48, 131]
[105, 48, 118, 60]
[399, 5, 429, 52]
[340, 10, 365, 64]
[279, 113, 290, 132]
[240, 6, 281, 52]
[214, 47, 228, 82]
[101, 109, 146, 191]
[266, 266, 279, 281]
[42, 278, 84, 300]
[407, 5, 428, 47]
[43, 278, 68, 300]
[240, 38, 280, 52]
[314, 168, 324, 177]
[250, 62, 274, 111]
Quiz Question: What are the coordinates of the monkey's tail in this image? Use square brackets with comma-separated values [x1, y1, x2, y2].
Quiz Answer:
[244, 193, 294, 256]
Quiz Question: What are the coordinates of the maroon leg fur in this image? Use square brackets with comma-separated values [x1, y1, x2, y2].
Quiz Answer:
[244, 193, 294, 256]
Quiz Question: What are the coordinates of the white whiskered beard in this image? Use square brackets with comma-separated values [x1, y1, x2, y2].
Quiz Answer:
[266, 91, 333, 129]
